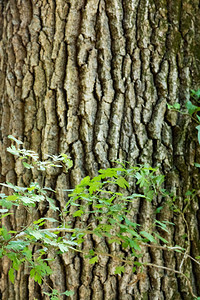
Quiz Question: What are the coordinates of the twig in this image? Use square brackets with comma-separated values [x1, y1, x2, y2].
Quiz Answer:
[145, 262, 197, 299]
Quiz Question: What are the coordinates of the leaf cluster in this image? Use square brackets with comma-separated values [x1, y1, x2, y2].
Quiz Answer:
[0, 136, 199, 299]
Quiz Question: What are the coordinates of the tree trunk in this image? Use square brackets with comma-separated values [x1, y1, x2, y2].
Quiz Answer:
[0, 0, 200, 299]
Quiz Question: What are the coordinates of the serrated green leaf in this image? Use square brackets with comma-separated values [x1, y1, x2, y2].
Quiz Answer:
[89, 256, 98, 264]
[89, 181, 101, 194]
[116, 177, 129, 188]
[114, 266, 124, 275]
[80, 176, 91, 187]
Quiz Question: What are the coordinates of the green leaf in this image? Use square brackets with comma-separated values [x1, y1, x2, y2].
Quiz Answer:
[73, 210, 84, 217]
[62, 290, 74, 296]
[6, 195, 18, 201]
[194, 163, 200, 168]
[155, 206, 163, 213]
[89, 256, 98, 264]
[191, 89, 200, 98]
[133, 261, 142, 267]
[154, 233, 168, 244]
[124, 217, 139, 228]
[0, 208, 9, 213]
[196, 125, 200, 144]
[173, 103, 180, 110]
[58, 244, 69, 253]
[166, 103, 173, 109]
[0, 212, 13, 219]
[22, 248, 32, 260]
[8, 135, 23, 145]
[132, 267, 137, 273]
[140, 231, 157, 243]
[29, 231, 43, 240]
[0, 226, 11, 241]
[23, 162, 33, 169]
[167, 103, 180, 110]
[186, 101, 199, 115]
[98, 167, 125, 179]
[108, 238, 121, 245]
[116, 177, 129, 188]
[8, 268, 15, 283]
[6, 240, 29, 251]
[80, 176, 91, 187]
[114, 266, 125, 275]
[129, 239, 141, 251]
[7, 252, 21, 270]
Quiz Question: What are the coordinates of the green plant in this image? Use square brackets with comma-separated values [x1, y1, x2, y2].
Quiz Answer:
[0, 136, 200, 299]
[167, 89, 200, 145]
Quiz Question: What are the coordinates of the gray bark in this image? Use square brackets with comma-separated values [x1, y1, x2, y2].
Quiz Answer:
[0, 0, 200, 299]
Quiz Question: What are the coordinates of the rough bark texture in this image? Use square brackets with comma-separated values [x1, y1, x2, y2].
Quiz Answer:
[0, 0, 200, 299]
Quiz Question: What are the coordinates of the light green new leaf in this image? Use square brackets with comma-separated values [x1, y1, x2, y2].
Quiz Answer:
[116, 177, 129, 188]
[73, 210, 84, 217]
[114, 266, 125, 275]
[8, 268, 15, 283]
[89, 256, 98, 264]
[89, 181, 102, 194]
[80, 176, 91, 187]
[6, 195, 18, 201]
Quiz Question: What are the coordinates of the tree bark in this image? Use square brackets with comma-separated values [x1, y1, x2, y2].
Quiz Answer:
[0, 0, 200, 299]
